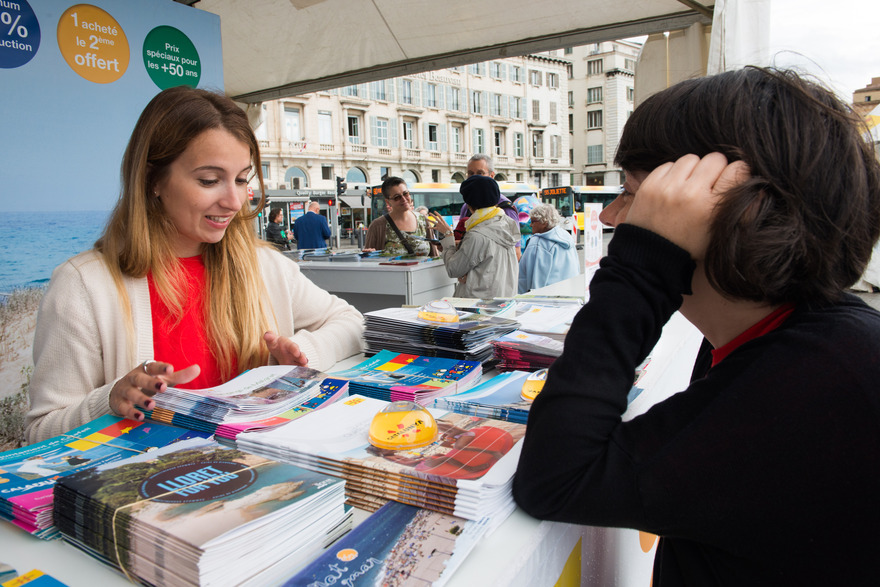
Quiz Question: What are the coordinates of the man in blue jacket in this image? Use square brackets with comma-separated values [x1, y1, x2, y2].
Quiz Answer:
[293, 201, 331, 249]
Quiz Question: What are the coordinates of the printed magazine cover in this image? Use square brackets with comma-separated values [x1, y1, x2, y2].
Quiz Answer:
[0, 415, 207, 538]
[286, 500, 490, 587]
[53, 438, 347, 587]
[237, 395, 525, 522]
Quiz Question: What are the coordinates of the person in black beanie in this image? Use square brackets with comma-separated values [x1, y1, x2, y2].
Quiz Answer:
[430, 175, 520, 298]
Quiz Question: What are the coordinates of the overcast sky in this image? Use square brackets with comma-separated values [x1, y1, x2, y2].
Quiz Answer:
[768, 0, 879, 100]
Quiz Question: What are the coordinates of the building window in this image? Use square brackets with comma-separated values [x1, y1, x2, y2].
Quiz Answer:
[532, 132, 544, 157]
[402, 120, 415, 149]
[568, 91, 574, 107]
[380, 166, 390, 180]
[512, 96, 522, 119]
[475, 128, 485, 153]
[427, 124, 439, 151]
[587, 110, 603, 129]
[587, 59, 603, 75]
[321, 164, 334, 180]
[451, 124, 463, 152]
[514, 132, 524, 157]
[491, 93, 503, 116]
[550, 172, 560, 187]
[547, 73, 559, 88]
[568, 113, 573, 133]
[283, 106, 301, 141]
[370, 81, 386, 101]
[511, 66, 523, 83]
[432, 169, 441, 182]
[261, 162, 270, 182]
[450, 87, 461, 111]
[468, 63, 484, 76]
[550, 135, 560, 158]
[472, 90, 483, 114]
[318, 111, 332, 144]
[627, 86, 635, 102]
[587, 87, 603, 104]
[531, 99, 540, 122]
[347, 115, 361, 144]
[494, 128, 505, 155]
[426, 83, 437, 108]
[550, 103, 557, 123]
[530, 69, 542, 86]
[490, 62, 503, 79]
[587, 145, 604, 164]
[564, 47, 573, 55]
[374, 117, 389, 147]
[401, 79, 413, 105]
[516, 172, 524, 181]
[343, 85, 358, 97]
[625, 58, 636, 71]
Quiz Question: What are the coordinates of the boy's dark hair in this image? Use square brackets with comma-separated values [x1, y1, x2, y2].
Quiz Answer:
[380, 176, 406, 199]
[616, 66, 880, 306]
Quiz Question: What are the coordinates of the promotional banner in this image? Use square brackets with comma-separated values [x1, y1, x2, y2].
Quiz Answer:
[0, 0, 222, 403]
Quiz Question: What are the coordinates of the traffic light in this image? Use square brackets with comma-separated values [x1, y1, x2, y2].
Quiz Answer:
[336, 176, 347, 197]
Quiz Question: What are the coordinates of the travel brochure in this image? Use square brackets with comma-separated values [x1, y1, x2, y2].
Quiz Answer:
[286, 499, 490, 587]
[0, 415, 208, 539]
[142, 365, 346, 438]
[236, 394, 526, 525]
[363, 307, 520, 364]
[53, 437, 349, 587]
[328, 350, 482, 404]
[491, 330, 565, 371]
[432, 370, 532, 425]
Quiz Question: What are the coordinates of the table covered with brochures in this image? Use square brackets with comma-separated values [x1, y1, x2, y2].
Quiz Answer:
[1, 275, 704, 586]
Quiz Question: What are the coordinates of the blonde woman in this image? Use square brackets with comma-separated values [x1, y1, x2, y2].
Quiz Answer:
[26, 87, 363, 444]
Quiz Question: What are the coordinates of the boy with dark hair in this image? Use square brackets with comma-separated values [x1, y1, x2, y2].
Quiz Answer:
[514, 67, 880, 585]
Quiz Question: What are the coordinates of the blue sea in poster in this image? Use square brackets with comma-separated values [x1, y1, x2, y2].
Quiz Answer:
[0, 210, 110, 292]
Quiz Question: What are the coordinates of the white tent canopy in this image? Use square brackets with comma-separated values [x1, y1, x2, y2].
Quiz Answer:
[187, 0, 714, 103]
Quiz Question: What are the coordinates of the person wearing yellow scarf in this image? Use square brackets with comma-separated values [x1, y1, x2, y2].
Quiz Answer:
[431, 175, 520, 298]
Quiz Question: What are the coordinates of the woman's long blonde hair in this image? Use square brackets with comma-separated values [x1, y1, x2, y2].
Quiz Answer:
[96, 86, 272, 379]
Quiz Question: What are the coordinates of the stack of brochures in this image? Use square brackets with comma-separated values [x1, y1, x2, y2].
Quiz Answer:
[492, 299, 582, 342]
[53, 437, 350, 587]
[362, 307, 520, 364]
[0, 415, 207, 539]
[327, 350, 482, 404]
[237, 394, 526, 527]
[142, 365, 348, 439]
[432, 370, 532, 425]
[491, 330, 565, 371]
[286, 499, 491, 587]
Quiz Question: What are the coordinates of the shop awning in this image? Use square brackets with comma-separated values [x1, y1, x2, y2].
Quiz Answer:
[187, 0, 714, 103]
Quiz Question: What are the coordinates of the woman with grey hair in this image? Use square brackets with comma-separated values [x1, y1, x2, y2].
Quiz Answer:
[518, 203, 579, 293]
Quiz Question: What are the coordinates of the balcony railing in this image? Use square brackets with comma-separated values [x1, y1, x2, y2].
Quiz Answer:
[405, 149, 422, 159]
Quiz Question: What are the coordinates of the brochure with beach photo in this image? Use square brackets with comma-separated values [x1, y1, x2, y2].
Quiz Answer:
[432, 370, 532, 424]
[143, 365, 347, 436]
[53, 437, 348, 587]
[0, 415, 208, 539]
[285, 499, 490, 587]
[237, 394, 526, 524]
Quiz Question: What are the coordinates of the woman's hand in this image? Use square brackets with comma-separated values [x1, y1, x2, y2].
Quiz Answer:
[264, 331, 309, 366]
[625, 153, 749, 260]
[109, 361, 200, 421]
[429, 212, 453, 238]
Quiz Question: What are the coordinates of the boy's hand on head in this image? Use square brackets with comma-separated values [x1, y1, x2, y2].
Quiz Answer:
[625, 153, 749, 260]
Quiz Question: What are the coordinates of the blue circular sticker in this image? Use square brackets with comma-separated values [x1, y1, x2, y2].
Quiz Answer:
[0, 0, 41, 69]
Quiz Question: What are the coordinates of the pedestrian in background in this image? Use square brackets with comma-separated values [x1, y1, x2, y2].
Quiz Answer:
[518, 203, 579, 293]
[293, 201, 331, 249]
[265, 208, 292, 250]
[431, 174, 519, 298]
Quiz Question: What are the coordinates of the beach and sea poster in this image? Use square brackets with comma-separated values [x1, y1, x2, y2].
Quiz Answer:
[0, 0, 223, 417]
